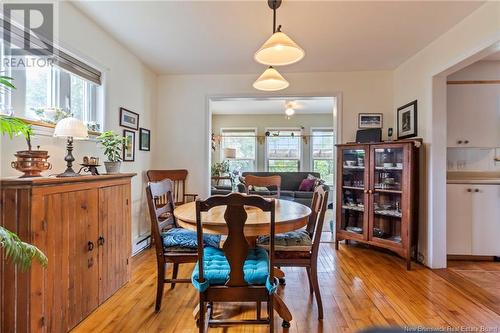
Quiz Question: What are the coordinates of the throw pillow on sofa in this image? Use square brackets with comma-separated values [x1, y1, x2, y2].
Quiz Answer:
[298, 178, 315, 191]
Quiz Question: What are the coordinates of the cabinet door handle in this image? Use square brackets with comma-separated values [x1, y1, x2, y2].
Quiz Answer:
[464, 140, 469, 144]
[474, 189, 480, 193]
[88, 241, 95, 252]
[467, 188, 472, 192]
[457, 140, 463, 144]
[98, 236, 105, 246]
[368, 190, 373, 194]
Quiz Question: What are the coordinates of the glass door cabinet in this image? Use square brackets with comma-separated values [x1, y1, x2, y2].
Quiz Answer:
[336, 140, 420, 269]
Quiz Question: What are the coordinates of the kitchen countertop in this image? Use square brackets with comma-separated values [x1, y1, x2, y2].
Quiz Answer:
[447, 171, 500, 185]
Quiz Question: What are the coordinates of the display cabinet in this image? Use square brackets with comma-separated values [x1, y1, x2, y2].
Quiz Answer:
[336, 140, 420, 269]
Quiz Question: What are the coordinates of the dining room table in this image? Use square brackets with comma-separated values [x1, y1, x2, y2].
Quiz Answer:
[173, 198, 312, 327]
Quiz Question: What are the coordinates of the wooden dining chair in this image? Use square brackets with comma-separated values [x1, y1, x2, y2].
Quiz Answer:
[244, 175, 281, 199]
[146, 169, 198, 205]
[258, 185, 329, 320]
[146, 179, 220, 312]
[192, 193, 278, 332]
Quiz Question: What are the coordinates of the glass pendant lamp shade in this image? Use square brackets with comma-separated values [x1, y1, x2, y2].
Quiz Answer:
[253, 67, 289, 91]
[254, 31, 305, 66]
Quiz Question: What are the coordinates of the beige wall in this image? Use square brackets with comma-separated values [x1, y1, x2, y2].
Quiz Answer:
[212, 113, 334, 171]
[393, 2, 500, 268]
[154, 71, 393, 199]
[0, 2, 158, 252]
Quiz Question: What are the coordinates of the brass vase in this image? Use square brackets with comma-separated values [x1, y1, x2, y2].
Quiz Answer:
[11, 150, 51, 178]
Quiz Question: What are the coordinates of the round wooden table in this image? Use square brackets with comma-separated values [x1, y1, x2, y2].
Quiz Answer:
[173, 199, 312, 237]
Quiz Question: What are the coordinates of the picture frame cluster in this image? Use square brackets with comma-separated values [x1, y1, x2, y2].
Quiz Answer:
[119, 107, 150, 161]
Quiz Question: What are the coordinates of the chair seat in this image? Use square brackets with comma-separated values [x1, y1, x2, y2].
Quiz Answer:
[162, 228, 221, 252]
[257, 229, 312, 252]
[191, 247, 272, 292]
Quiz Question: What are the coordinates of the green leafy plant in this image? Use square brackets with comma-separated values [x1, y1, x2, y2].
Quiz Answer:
[0, 228, 48, 270]
[0, 77, 47, 270]
[97, 131, 128, 162]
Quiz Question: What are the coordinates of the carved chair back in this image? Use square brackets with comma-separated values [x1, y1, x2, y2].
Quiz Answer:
[305, 185, 329, 258]
[195, 193, 275, 287]
[146, 169, 190, 205]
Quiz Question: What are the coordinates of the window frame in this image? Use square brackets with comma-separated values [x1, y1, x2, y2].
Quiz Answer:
[310, 127, 335, 185]
[219, 127, 258, 172]
[265, 127, 303, 172]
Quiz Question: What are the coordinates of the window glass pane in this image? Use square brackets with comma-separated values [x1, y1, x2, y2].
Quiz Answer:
[25, 59, 51, 118]
[70, 74, 85, 120]
[228, 160, 254, 173]
[267, 129, 301, 159]
[221, 129, 256, 160]
[312, 130, 334, 159]
[268, 160, 299, 172]
[313, 159, 334, 185]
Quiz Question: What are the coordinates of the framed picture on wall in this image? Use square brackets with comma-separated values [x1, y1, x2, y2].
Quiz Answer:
[123, 129, 135, 161]
[119, 107, 139, 130]
[139, 128, 151, 151]
[397, 100, 418, 139]
[358, 113, 383, 129]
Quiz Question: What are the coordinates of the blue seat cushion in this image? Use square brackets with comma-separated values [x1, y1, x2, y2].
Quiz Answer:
[161, 228, 221, 250]
[192, 247, 276, 293]
[257, 229, 312, 252]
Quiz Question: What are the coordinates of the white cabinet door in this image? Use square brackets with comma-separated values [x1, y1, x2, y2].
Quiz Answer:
[447, 85, 500, 148]
[472, 185, 500, 256]
[447, 184, 473, 255]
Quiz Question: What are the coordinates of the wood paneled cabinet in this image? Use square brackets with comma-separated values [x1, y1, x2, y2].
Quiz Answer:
[335, 141, 420, 269]
[0, 174, 135, 333]
[447, 184, 500, 256]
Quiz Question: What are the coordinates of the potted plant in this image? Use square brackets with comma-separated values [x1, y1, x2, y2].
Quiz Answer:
[97, 131, 128, 174]
[0, 76, 51, 178]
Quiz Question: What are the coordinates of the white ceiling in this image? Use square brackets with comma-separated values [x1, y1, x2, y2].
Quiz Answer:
[210, 97, 334, 115]
[72, 1, 483, 75]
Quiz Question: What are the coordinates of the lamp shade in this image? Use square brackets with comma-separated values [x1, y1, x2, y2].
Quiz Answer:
[254, 31, 305, 66]
[253, 67, 289, 91]
[53, 117, 88, 139]
[223, 148, 236, 159]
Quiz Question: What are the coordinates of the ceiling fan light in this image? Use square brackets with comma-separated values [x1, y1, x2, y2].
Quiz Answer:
[253, 67, 289, 91]
[285, 107, 295, 116]
[254, 31, 305, 66]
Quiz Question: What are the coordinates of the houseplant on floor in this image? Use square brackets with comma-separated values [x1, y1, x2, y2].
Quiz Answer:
[97, 131, 128, 174]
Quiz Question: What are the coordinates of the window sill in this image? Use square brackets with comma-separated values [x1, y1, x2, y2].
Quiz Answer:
[21, 118, 102, 137]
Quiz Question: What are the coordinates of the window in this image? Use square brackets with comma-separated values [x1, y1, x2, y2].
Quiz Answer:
[311, 128, 335, 185]
[220, 128, 257, 173]
[8, 58, 100, 127]
[266, 128, 301, 172]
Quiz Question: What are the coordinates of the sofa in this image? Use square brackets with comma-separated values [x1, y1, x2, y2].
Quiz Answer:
[237, 172, 328, 206]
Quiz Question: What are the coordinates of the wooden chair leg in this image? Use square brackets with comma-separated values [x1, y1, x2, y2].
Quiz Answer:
[268, 298, 274, 333]
[256, 301, 261, 320]
[306, 267, 313, 294]
[155, 262, 165, 312]
[311, 263, 323, 320]
[171, 263, 179, 290]
[198, 295, 205, 333]
[335, 240, 339, 250]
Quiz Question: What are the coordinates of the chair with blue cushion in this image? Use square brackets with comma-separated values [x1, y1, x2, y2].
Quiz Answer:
[192, 193, 278, 332]
[146, 179, 221, 312]
[257, 185, 329, 320]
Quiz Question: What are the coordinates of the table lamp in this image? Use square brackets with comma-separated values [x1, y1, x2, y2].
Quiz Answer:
[53, 117, 88, 177]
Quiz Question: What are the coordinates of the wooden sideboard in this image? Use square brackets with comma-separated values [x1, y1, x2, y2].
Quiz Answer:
[0, 174, 135, 332]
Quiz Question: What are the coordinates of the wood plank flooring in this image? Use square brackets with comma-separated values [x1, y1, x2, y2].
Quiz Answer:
[72, 240, 500, 332]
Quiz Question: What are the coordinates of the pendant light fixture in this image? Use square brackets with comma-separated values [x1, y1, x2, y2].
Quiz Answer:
[254, 0, 305, 66]
[253, 66, 289, 91]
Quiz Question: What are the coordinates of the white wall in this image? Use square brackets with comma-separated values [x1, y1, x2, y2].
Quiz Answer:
[212, 113, 334, 171]
[0, 2, 158, 253]
[393, 2, 500, 268]
[155, 71, 393, 198]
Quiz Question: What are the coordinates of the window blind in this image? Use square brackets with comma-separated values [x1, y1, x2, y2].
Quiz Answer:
[1, 18, 102, 85]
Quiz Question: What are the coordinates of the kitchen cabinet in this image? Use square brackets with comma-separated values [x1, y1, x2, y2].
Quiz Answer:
[0, 174, 135, 332]
[447, 84, 500, 148]
[447, 183, 500, 256]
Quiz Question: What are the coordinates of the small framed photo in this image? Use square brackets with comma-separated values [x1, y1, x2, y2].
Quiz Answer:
[397, 100, 418, 139]
[139, 128, 151, 151]
[123, 129, 135, 162]
[119, 107, 139, 130]
[358, 113, 383, 129]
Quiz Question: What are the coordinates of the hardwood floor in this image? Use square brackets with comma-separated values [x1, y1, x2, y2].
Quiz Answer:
[72, 240, 500, 332]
